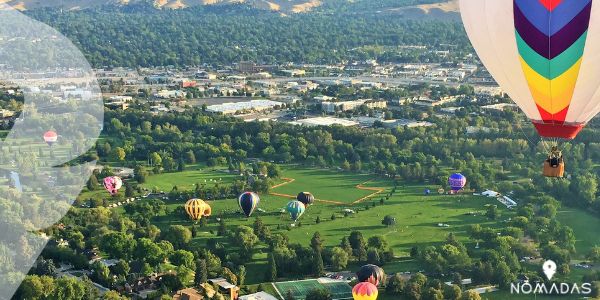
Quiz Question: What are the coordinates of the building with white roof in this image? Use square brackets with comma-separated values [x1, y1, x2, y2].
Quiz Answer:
[207, 100, 284, 115]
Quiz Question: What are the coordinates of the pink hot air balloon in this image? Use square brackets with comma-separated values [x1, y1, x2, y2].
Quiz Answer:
[43, 130, 58, 146]
[103, 176, 123, 196]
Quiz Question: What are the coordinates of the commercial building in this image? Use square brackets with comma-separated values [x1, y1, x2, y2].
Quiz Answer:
[206, 100, 284, 115]
[321, 99, 387, 113]
[290, 117, 358, 127]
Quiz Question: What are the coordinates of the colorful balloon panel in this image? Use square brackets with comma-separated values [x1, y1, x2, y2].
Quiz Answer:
[185, 199, 212, 221]
[352, 282, 378, 300]
[286, 200, 306, 221]
[238, 192, 260, 217]
[103, 176, 122, 196]
[460, 0, 600, 139]
[448, 173, 466, 191]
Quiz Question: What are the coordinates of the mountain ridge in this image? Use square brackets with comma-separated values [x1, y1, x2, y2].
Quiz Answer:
[1, 0, 458, 15]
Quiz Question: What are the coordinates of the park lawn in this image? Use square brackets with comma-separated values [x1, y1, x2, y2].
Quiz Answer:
[141, 166, 512, 285]
[141, 165, 241, 192]
[557, 207, 600, 260]
[270, 167, 376, 204]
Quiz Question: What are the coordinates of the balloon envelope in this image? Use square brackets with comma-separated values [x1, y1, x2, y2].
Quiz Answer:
[103, 176, 122, 196]
[460, 0, 600, 139]
[286, 200, 306, 221]
[297, 192, 315, 206]
[357, 264, 386, 286]
[352, 282, 378, 300]
[43, 130, 58, 146]
[238, 192, 260, 217]
[448, 173, 466, 191]
[185, 199, 212, 221]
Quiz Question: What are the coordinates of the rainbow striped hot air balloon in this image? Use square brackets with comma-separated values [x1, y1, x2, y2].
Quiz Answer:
[286, 200, 305, 222]
[460, 0, 600, 139]
[238, 192, 260, 217]
[352, 282, 378, 300]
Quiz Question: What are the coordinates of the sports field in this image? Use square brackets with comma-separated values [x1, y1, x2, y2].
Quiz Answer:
[273, 279, 352, 300]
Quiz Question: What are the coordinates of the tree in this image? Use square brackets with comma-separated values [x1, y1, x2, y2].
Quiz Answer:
[313, 248, 325, 276]
[424, 287, 444, 300]
[461, 290, 481, 300]
[112, 147, 126, 161]
[311, 232, 323, 251]
[195, 259, 208, 285]
[165, 225, 192, 249]
[571, 172, 598, 205]
[367, 248, 381, 265]
[305, 288, 332, 300]
[217, 218, 227, 236]
[134, 165, 148, 183]
[386, 273, 406, 295]
[238, 265, 246, 286]
[170, 249, 195, 269]
[485, 205, 499, 220]
[87, 174, 99, 191]
[382, 215, 396, 227]
[230, 226, 259, 260]
[266, 253, 277, 282]
[330, 247, 349, 271]
[444, 284, 462, 300]
[112, 260, 130, 278]
[221, 267, 238, 285]
[587, 246, 600, 263]
[99, 232, 136, 260]
[103, 290, 129, 300]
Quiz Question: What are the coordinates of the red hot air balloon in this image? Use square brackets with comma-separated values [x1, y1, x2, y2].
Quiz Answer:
[43, 131, 58, 146]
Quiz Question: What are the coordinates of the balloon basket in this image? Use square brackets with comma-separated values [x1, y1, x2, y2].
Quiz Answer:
[543, 161, 565, 178]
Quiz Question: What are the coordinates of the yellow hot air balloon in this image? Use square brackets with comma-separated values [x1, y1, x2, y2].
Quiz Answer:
[184, 199, 212, 221]
[352, 282, 378, 300]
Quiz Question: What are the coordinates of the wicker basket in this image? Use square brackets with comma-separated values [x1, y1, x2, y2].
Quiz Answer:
[543, 161, 565, 178]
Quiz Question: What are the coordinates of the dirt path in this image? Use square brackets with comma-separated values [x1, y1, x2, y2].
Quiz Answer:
[269, 177, 385, 206]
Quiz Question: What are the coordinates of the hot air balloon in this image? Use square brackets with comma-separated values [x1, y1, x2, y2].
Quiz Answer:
[184, 199, 212, 221]
[103, 176, 122, 196]
[460, 0, 600, 175]
[297, 192, 315, 206]
[43, 130, 58, 146]
[286, 200, 305, 222]
[238, 192, 260, 217]
[357, 264, 386, 287]
[424, 189, 431, 195]
[448, 173, 466, 192]
[352, 282, 378, 300]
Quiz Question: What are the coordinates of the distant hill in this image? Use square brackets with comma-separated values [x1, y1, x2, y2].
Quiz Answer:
[1, 0, 323, 13]
[377, 0, 459, 20]
[1, 0, 458, 16]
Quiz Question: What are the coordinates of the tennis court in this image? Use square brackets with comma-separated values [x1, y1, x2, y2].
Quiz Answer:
[272, 279, 353, 300]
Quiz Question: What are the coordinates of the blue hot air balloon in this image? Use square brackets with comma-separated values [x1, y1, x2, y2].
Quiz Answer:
[286, 200, 306, 222]
[238, 192, 260, 217]
[448, 173, 467, 191]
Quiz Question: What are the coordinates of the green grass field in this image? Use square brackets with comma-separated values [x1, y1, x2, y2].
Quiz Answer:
[141, 165, 241, 191]
[142, 166, 510, 286]
[270, 168, 376, 204]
